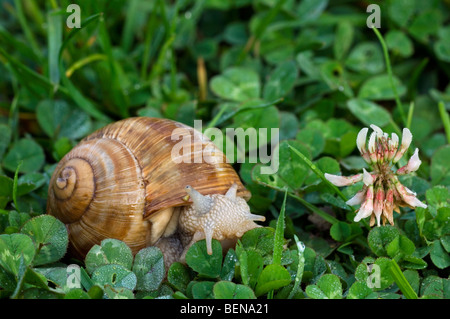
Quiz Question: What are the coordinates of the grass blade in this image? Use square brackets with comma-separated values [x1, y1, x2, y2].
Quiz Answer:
[47, 9, 63, 89]
[407, 58, 428, 100]
[58, 13, 103, 61]
[12, 0, 41, 60]
[57, 12, 112, 122]
[238, 0, 287, 63]
[148, 0, 179, 83]
[140, 2, 161, 80]
[272, 188, 288, 266]
[120, 0, 142, 52]
[98, 14, 130, 117]
[149, 34, 175, 82]
[253, 174, 340, 225]
[0, 25, 40, 63]
[13, 161, 22, 214]
[372, 27, 406, 126]
[287, 144, 350, 206]
[80, 267, 95, 291]
[0, 47, 58, 97]
[288, 193, 339, 225]
[60, 75, 111, 123]
[65, 54, 108, 78]
[288, 235, 305, 299]
[9, 91, 20, 143]
[22, 0, 45, 31]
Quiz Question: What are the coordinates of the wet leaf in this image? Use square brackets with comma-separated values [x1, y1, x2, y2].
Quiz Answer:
[347, 98, 391, 127]
[20, 215, 68, 266]
[368, 226, 400, 257]
[305, 274, 343, 299]
[255, 264, 291, 296]
[2, 139, 45, 173]
[85, 239, 133, 274]
[358, 74, 406, 100]
[91, 264, 137, 291]
[0, 233, 35, 277]
[210, 67, 260, 102]
[263, 61, 298, 101]
[214, 281, 256, 299]
[185, 239, 222, 279]
[430, 145, 450, 186]
[132, 247, 165, 292]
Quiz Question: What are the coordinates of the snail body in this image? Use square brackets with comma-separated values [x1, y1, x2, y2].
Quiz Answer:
[47, 117, 264, 265]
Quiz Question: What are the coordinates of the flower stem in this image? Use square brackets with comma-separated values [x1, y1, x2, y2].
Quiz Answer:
[287, 144, 350, 206]
[288, 193, 340, 225]
[406, 102, 414, 130]
[372, 28, 407, 127]
[438, 101, 450, 144]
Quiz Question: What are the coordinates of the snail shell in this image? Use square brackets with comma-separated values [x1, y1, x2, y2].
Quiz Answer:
[47, 117, 254, 260]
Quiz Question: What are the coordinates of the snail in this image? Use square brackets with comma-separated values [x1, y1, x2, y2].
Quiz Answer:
[47, 117, 265, 266]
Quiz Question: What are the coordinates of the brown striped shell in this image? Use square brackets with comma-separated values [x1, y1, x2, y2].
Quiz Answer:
[47, 117, 250, 259]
